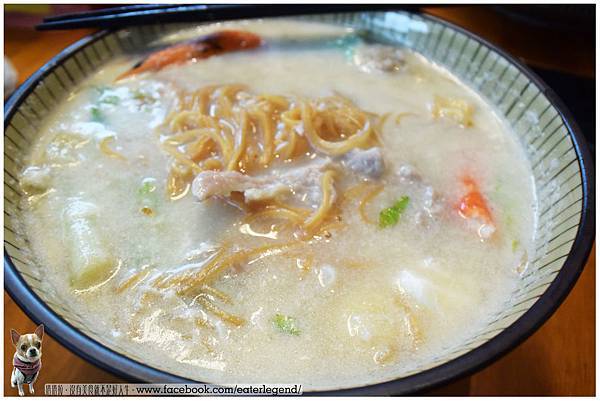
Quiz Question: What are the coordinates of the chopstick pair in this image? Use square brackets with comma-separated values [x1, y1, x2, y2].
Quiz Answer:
[36, 4, 419, 31]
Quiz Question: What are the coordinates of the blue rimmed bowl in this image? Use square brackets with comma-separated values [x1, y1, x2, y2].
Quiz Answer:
[4, 11, 595, 395]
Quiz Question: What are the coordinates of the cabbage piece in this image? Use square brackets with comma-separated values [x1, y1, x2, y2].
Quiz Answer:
[63, 198, 117, 289]
[432, 96, 474, 127]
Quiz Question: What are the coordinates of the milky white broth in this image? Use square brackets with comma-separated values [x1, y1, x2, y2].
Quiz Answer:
[16, 20, 536, 390]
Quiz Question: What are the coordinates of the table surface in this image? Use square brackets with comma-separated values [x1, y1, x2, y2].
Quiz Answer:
[4, 6, 595, 396]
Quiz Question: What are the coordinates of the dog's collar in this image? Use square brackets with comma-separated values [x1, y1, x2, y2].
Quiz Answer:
[13, 355, 41, 377]
[14, 354, 36, 364]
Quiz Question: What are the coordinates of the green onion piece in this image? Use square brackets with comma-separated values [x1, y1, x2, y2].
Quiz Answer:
[379, 196, 410, 228]
[273, 313, 300, 336]
[512, 239, 520, 252]
[138, 178, 158, 214]
[138, 179, 156, 196]
[90, 106, 103, 122]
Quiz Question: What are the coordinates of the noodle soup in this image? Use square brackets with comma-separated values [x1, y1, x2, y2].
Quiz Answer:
[16, 20, 536, 389]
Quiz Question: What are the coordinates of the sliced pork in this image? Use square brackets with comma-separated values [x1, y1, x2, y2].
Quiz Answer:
[192, 159, 333, 203]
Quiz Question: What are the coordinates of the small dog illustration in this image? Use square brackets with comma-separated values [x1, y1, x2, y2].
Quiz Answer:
[10, 324, 43, 396]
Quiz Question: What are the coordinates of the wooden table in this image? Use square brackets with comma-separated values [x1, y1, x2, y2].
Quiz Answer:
[4, 6, 595, 396]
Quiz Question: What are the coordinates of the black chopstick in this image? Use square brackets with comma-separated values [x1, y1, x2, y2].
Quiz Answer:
[42, 4, 178, 23]
[36, 4, 419, 31]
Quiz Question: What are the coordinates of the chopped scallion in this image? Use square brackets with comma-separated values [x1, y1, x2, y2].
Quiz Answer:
[273, 313, 300, 336]
[379, 196, 410, 228]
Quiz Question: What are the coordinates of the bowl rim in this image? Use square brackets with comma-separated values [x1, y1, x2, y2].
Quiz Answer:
[4, 10, 595, 395]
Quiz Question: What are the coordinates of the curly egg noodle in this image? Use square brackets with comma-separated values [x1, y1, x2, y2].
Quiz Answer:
[159, 83, 385, 231]
[142, 84, 388, 314]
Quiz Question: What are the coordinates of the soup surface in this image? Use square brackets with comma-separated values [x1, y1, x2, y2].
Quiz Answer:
[16, 20, 536, 389]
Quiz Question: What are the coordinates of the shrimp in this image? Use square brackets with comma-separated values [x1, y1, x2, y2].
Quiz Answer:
[457, 176, 496, 240]
[116, 30, 262, 80]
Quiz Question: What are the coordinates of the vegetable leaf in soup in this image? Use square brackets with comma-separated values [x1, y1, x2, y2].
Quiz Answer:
[379, 196, 410, 228]
[273, 313, 300, 336]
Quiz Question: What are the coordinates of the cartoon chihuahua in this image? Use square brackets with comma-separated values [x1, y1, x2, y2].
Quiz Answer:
[10, 325, 43, 396]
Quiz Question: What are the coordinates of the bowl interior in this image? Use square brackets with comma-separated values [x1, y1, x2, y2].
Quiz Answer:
[4, 11, 594, 393]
